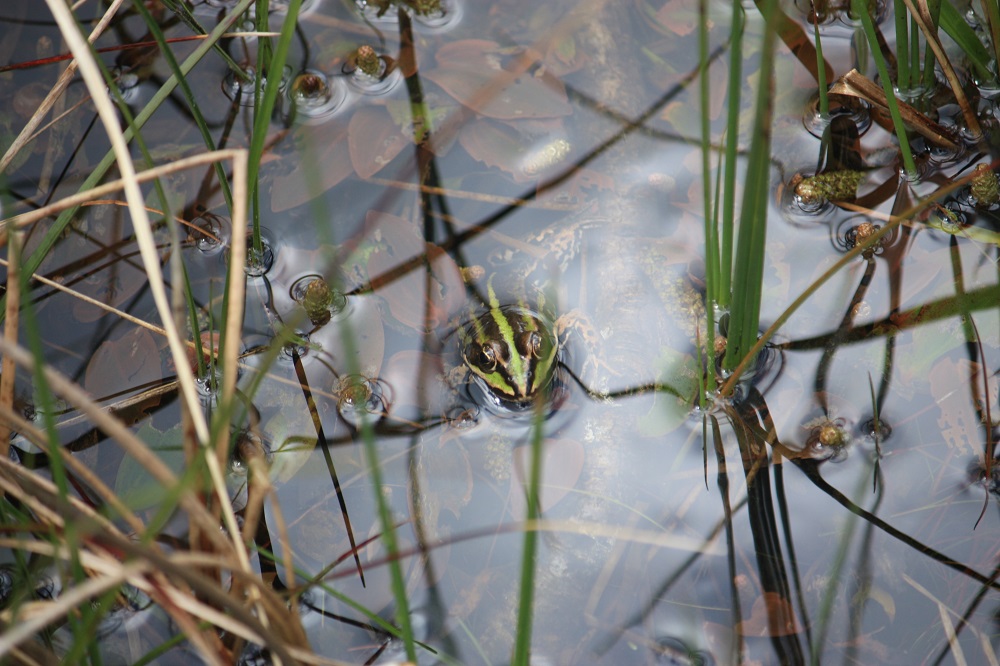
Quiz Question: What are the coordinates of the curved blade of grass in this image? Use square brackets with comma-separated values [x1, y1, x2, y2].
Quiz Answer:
[0, 227, 18, 458]
[131, 0, 235, 210]
[940, 1, 994, 84]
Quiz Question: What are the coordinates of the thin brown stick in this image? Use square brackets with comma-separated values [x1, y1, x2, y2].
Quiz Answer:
[0, 33, 280, 73]
[0, 149, 241, 248]
[0, 231, 21, 458]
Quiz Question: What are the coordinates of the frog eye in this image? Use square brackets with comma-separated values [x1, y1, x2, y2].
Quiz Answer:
[518, 331, 543, 359]
[471, 342, 498, 371]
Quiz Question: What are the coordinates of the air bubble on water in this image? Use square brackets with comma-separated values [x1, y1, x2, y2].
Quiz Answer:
[860, 415, 892, 442]
[279, 331, 311, 361]
[290, 275, 348, 324]
[191, 212, 230, 254]
[289, 70, 346, 122]
[229, 430, 271, 475]
[337, 375, 389, 427]
[222, 66, 260, 106]
[235, 229, 276, 277]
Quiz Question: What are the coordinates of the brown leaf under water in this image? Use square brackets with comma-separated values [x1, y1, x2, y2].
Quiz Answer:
[270, 121, 354, 212]
[656, 0, 700, 37]
[364, 210, 466, 330]
[736, 592, 803, 637]
[425, 39, 572, 120]
[510, 438, 585, 516]
[348, 105, 411, 179]
[84, 326, 161, 400]
[458, 118, 531, 179]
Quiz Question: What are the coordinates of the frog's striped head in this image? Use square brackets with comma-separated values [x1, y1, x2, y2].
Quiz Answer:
[459, 303, 558, 406]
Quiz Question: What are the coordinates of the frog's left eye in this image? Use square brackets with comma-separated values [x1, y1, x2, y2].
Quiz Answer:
[517, 331, 543, 359]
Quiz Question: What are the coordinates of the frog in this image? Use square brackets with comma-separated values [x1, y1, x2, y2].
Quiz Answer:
[455, 276, 560, 406]
[447, 216, 606, 410]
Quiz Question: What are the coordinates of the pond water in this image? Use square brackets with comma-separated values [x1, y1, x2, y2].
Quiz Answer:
[1, 0, 999, 664]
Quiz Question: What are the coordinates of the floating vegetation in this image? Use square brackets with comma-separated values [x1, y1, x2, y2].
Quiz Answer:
[970, 163, 1000, 206]
[791, 169, 866, 205]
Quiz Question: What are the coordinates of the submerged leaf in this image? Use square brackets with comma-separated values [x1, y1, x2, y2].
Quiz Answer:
[510, 438, 585, 515]
[458, 119, 534, 180]
[270, 121, 353, 212]
[348, 106, 410, 179]
[115, 421, 185, 512]
[426, 39, 571, 119]
[737, 592, 802, 637]
[364, 210, 466, 330]
[84, 327, 161, 400]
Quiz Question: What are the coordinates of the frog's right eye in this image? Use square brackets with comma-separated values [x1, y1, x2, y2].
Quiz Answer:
[471, 343, 497, 371]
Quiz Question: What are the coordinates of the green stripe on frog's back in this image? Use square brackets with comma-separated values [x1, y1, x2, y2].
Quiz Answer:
[486, 279, 526, 394]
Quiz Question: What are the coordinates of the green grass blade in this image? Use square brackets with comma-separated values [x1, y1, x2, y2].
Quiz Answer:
[853, 0, 917, 177]
[940, 1, 995, 84]
[921, 0, 942, 89]
[158, 0, 248, 76]
[980, 0, 1000, 77]
[812, 10, 829, 117]
[358, 396, 417, 661]
[725, 0, 779, 372]
[894, 0, 910, 90]
[246, 1, 303, 252]
[699, 0, 717, 386]
[511, 398, 546, 665]
[720, 3, 744, 308]
[131, 0, 235, 210]
[14, 231, 97, 662]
